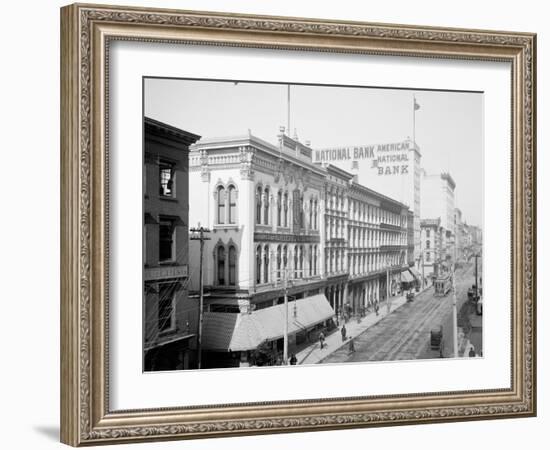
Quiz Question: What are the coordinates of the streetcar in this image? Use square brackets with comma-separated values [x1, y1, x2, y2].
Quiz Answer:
[434, 273, 452, 297]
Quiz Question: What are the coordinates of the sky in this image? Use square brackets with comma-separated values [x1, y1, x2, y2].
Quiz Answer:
[144, 78, 483, 227]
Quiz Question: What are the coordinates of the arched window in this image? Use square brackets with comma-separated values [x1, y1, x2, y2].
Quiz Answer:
[217, 186, 225, 224]
[256, 246, 261, 284]
[276, 245, 282, 280]
[283, 192, 288, 227]
[217, 246, 225, 285]
[299, 245, 304, 278]
[294, 246, 299, 278]
[228, 185, 236, 224]
[313, 200, 318, 230]
[263, 187, 270, 225]
[299, 194, 304, 228]
[256, 186, 262, 225]
[313, 245, 318, 275]
[308, 245, 313, 276]
[309, 198, 313, 229]
[228, 245, 236, 286]
[277, 191, 282, 227]
[263, 245, 269, 283]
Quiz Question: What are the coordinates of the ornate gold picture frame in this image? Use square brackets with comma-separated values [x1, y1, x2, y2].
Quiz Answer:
[60, 3, 536, 446]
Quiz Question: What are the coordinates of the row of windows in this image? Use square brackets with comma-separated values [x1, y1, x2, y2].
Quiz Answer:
[348, 227, 406, 248]
[326, 191, 345, 211]
[348, 200, 404, 226]
[255, 187, 319, 230]
[325, 250, 403, 276]
[255, 244, 319, 285]
[211, 181, 405, 234]
[348, 252, 401, 276]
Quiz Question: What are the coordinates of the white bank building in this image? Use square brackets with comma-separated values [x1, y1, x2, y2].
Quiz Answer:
[188, 131, 414, 368]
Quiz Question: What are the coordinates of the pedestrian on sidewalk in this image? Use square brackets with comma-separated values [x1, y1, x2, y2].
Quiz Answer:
[348, 337, 355, 354]
[341, 324, 347, 342]
[374, 302, 379, 316]
[319, 331, 325, 350]
[290, 354, 297, 365]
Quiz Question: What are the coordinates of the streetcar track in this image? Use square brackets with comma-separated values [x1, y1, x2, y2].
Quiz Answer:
[321, 265, 475, 364]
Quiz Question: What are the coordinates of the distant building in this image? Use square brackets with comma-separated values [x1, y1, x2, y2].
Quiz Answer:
[454, 208, 465, 261]
[407, 210, 415, 267]
[421, 172, 456, 262]
[420, 218, 443, 280]
[143, 117, 201, 371]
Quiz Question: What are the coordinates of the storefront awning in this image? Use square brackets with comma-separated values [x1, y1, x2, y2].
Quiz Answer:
[401, 270, 414, 283]
[409, 268, 422, 280]
[202, 294, 335, 352]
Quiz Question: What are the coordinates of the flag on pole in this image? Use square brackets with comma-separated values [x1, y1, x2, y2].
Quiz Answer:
[414, 97, 421, 110]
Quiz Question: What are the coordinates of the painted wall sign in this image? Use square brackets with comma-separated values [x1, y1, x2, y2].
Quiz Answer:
[314, 141, 412, 176]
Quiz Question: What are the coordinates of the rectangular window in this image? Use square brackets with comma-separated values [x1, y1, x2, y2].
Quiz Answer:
[158, 284, 175, 332]
[159, 218, 175, 262]
[159, 162, 175, 197]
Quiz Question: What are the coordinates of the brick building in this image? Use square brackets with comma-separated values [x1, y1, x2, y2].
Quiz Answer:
[143, 117, 201, 371]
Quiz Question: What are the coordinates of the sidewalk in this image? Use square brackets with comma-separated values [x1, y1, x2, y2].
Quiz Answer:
[296, 295, 408, 365]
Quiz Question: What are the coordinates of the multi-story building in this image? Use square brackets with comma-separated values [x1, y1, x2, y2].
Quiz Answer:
[314, 139, 422, 266]
[188, 131, 330, 368]
[346, 180, 410, 313]
[143, 117, 201, 371]
[420, 218, 443, 280]
[421, 172, 456, 262]
[454, 207, 464, 261]
[322, 165, 353, 317]
[188, 131, 413, 368]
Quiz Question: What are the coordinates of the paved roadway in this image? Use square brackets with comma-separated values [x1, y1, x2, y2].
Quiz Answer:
[320, 264, 476, 364]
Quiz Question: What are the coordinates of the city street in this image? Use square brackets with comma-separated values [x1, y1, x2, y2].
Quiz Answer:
[320, 263, 477, 364]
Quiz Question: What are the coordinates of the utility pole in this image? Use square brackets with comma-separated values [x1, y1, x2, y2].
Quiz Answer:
[474, 253, 479, 299]
[451, 264, 458, 358]
[190, 224, 211, 369]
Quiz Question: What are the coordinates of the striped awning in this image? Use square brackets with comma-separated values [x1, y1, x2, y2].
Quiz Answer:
[409, 268, 422, 280]
[202, 294, 335, 352]
[401, 270, 415, 283]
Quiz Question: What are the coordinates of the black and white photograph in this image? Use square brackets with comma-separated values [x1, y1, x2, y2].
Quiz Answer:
[142, 78, 484, 371]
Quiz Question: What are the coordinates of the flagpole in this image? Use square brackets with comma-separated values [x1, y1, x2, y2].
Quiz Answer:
[413, 95, 416, 145]
[287, 84, 291, 134]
